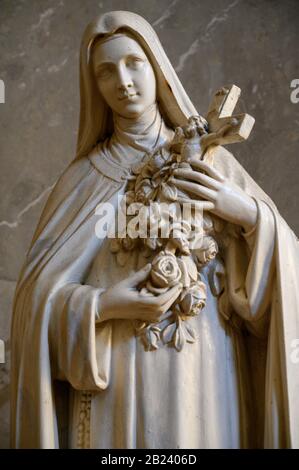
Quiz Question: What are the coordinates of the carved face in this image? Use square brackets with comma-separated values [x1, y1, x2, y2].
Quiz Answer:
[92, 34, 157, 119]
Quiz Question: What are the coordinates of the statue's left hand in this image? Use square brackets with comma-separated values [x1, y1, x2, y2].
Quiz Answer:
[170, 159, 257, 232]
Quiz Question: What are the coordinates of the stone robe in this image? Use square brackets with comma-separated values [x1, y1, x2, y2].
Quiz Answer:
[10, 142, 299, 449]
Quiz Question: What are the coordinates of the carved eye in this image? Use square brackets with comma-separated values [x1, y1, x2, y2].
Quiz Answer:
[126, 56, 145, 70]
[96, 65, 114, 80]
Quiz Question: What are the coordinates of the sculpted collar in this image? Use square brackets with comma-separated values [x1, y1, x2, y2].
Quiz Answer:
[88, 117, 174, 182]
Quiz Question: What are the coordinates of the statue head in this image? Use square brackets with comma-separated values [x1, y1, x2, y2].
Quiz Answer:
[76, 11, 199, 159]
[91, 32, 157, 119]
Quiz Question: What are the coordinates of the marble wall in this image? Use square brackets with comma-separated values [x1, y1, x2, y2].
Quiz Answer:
[0, 0, 298, 448]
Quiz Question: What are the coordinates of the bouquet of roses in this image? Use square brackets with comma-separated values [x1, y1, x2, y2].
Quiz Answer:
[110, 116, 220, 351]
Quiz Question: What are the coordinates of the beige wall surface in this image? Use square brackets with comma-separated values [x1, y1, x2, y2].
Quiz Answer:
[0, 0, 298, 448]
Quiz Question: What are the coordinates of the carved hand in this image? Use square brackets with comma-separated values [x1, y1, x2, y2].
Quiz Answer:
[170, 159, 257, 232]
[99, 264, 182, 324]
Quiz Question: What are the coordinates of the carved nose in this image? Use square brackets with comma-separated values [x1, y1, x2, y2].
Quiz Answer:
[117, 65, 133, 91]
[118, 83, 133, 91]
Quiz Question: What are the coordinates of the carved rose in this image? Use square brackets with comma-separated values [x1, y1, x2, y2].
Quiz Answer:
[150, 251, 181, 288]
[195, 236, 218, 265]
[180, 281, 207, 316]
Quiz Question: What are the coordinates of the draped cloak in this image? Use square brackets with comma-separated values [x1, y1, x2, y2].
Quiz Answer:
[10, 142, 299, 448]
[10, 10, 299, 449]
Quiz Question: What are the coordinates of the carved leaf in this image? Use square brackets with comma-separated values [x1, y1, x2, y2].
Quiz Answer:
[181, 255, 198, 282]
[133, 320, 148, 333]
[161, 182, 178, 201]
[161, 322, 177, 344]
[174, 322, 186, 352]
[139, 325, 161, 351]
[180, 291, 192, 314]
[176, 258, 190, 288]
[148, 329, 159, 350]
[183, 323, 198, 343]
[208, 259, 225, 297]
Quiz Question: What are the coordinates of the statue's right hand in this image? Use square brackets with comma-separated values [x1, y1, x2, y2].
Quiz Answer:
[98, 264, 182, 323]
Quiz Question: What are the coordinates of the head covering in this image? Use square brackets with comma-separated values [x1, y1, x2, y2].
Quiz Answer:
[75, 10, 198, 159]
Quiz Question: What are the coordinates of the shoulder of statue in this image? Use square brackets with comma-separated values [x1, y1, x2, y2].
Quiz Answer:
[87, 141, 130, 184]
[204, 144, 237, 171]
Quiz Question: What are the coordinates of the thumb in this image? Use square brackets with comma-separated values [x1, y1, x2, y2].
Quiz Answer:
[124, 264, 152, 288]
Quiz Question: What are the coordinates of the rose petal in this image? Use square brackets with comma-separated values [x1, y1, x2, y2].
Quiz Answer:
[151, 270, 169, 288]
[146, 280, 169, 295]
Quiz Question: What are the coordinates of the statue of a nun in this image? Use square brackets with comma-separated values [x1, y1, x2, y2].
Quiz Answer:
[10, 11, 299, 449]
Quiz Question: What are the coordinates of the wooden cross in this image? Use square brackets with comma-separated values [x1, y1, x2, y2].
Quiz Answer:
[205, 84, 255, 146]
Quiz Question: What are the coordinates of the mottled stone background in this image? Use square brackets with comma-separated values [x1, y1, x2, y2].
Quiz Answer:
[0, 0, 298, 448]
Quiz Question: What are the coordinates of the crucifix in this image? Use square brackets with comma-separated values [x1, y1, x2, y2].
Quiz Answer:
[170, 84, 255, 164]
[204, 84, 255, 149]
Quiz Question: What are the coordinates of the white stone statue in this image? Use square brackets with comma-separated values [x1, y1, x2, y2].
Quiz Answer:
[10, 11, 299, 449]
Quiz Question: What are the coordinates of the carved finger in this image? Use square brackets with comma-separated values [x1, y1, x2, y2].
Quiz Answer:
[173, 168, 220, 190]
[139, 290, 156, 301]
[153, 284, 182, 307]
[160, 296, 179, 315]
[189, 159, 225, 182]
[176, 197, 215, 211]
[170, 178, 216, 201]
[145, 284, 181, 309]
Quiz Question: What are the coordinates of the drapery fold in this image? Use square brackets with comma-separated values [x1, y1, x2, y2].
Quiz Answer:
[11, 157, 122, 447]
[10, 145, 299, 448]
